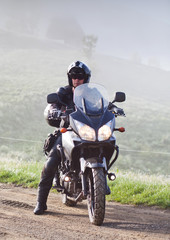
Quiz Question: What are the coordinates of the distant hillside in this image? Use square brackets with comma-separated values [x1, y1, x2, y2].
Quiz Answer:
[0, 31, 169, 106]
[0, 29, 74, 50]
[0, 45, 170, 174]
[94, 54, 170, 105]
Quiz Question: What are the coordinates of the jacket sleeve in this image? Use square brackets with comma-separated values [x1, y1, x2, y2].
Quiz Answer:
[44, 86, 72, 127]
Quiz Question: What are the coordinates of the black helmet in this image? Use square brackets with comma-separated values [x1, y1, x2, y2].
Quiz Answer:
[67, 61, 91, 86]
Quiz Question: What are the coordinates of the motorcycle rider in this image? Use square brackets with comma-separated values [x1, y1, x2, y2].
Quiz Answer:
[34, 61, 91, 215]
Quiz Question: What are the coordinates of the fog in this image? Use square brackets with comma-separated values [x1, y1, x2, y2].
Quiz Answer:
[0, 0, 170, 108]
[0, 0, 170, 174]
[0, 0, 169, 70]
[0, 0, 170, 98]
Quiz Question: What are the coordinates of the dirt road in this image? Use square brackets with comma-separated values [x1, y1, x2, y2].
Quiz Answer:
[0, 183, 169, 240]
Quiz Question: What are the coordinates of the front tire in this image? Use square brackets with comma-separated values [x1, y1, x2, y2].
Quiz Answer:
[87, 168, 106, 226]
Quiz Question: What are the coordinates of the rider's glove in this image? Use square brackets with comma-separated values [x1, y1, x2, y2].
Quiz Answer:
[108, 103, 125, 116]
[114, 107, 125, 116]
[48, 109, 62, 120]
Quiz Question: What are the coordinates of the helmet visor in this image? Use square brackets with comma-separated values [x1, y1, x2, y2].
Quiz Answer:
[69, 72, 85, 80]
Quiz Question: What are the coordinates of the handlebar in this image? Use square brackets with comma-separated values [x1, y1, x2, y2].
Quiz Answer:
[108, 103, 125, 117]
[48, 108, 74, 121]
[109, 108, 126, 117]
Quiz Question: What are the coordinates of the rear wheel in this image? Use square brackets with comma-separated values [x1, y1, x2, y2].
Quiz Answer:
[87, 168, 106, 225]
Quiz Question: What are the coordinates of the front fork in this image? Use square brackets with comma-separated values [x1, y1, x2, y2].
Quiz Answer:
[79, 157, 107, 197]
[79, 145, 119, 197]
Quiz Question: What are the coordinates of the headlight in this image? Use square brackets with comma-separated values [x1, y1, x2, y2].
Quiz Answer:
[74, 120, 96, 141]
[98, 120, 112, 141]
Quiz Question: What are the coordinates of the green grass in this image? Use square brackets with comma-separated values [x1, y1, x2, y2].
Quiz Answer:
[0, 157, 169, 208]
[107, 171, 170, 209]
[0, 157, 43, 188]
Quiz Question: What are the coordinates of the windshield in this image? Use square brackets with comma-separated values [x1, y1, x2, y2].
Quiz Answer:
[74, 83, 109, 115]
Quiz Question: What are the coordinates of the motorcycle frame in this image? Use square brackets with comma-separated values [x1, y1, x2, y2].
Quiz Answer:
[60, 102, 120, 200]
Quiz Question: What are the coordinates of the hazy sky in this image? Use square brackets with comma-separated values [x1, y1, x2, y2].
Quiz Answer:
[0, 0, 169, 70]
[42, 0, 170, 70]
[72, 0, 170, 69]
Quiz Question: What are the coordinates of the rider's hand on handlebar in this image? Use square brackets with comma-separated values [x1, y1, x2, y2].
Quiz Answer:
[114, 107, 125, 116]
[48, 109, 62, 120]
[108, 103, 125, 117]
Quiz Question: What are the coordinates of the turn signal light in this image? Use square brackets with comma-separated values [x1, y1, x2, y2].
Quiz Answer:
[118, 127, 125, 132]
[114, 127, 125, 132]
[60, 128, 67, 133]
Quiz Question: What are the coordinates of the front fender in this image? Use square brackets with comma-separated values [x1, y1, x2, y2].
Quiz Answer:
[80, 157, 107, 173]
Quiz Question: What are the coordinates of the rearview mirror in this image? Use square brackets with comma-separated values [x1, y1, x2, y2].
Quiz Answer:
[47, 93, 59, 103]
[113, 92, 126, 103]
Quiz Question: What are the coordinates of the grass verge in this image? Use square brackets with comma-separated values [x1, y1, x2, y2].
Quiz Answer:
[0, 157, 43, 188]
[0, 157, 169, 208]
[107, 171, 170, 209]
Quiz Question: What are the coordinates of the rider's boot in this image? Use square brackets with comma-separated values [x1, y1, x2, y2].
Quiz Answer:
[34, 186, 48, 215]
[34, 202, 47, 215]
[34, 165, 54, 215]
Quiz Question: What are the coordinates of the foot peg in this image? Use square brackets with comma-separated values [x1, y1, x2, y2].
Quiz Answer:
[53, 184, 65, 192]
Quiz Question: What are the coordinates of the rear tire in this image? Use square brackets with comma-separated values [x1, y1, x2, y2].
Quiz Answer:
[87, 168, 105, 225]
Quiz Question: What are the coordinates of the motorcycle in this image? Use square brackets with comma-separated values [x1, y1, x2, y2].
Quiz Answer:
[47, 83, 126, 226]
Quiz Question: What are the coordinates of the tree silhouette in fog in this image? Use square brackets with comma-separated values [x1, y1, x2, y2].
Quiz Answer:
[46, 16, 84, 47]
[83, 35, 98, 58]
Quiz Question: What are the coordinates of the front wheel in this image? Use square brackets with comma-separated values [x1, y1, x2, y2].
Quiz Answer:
[87, 168, 106, 226]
